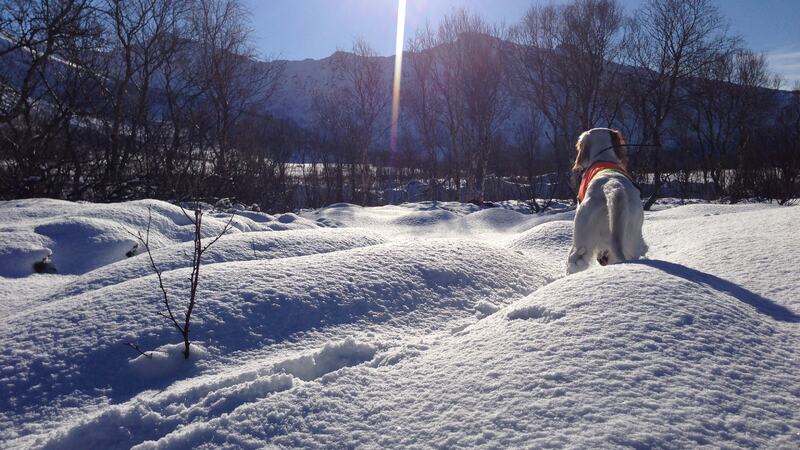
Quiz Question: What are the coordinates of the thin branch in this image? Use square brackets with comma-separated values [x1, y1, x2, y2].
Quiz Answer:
[125, 342, 152, 359]
[126, 206, 184, 335]
[179, 203, 195, 224]
[200, 211, 235, 254]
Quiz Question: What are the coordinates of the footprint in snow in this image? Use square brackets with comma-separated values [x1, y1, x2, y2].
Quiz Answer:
[507, 305, 565, 322]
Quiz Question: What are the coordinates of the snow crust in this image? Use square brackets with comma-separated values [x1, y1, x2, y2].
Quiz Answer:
[129, 343, 209, 379]
[0, 199, 318, 278]
[0, 198, 797, 448]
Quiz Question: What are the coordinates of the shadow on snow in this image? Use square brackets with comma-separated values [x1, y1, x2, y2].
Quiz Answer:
[629, 259, 799, 323]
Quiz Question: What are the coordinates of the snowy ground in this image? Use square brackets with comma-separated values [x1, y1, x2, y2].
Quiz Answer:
[0, 198, 797, 449]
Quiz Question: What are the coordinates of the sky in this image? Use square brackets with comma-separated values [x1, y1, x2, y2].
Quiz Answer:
[241, 0, 800, 88]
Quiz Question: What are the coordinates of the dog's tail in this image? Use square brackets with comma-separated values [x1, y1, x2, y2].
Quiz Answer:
[606, 185, 627, 263]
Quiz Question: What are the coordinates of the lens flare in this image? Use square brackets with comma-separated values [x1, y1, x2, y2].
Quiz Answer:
[390, 0, 407, 156]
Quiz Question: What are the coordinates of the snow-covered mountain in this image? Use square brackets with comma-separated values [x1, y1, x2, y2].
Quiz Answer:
[0, 198, 797, 448]
[265, 52, 394, 127]
[4, 32, 790, 145]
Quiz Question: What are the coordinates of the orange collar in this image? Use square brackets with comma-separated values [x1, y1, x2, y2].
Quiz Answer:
[577, 161, 630, 203]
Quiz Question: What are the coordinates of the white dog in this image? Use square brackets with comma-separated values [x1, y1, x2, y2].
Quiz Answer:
[566, 128, 647, 274]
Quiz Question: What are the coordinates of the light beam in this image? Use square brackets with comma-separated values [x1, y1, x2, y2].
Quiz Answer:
[389, 0, 407, 156]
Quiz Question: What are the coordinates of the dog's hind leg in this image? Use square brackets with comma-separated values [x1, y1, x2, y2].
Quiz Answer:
[597, 250, 610, 266]
[606, 187, 627, 264]
[567, 246, 589, 274]
[567, 202, 596, 274]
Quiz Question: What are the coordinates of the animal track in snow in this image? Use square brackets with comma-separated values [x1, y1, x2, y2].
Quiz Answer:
[506, 305, 565, 322]
[273, 337, 377, 381]
[40, 338, 378, 450]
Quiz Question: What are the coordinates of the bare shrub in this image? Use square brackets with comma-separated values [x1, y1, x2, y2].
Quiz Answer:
[130, 205, 233, 359]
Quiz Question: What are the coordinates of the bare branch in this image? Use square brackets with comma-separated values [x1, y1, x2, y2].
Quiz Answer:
[127, 206, 184, 335]
[200, 211, 235, 254]
[125, 342, 153, 359]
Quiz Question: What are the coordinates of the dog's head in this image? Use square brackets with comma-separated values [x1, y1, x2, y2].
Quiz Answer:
[572, 128, 628, 172]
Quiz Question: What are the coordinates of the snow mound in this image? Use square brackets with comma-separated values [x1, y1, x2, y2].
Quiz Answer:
[0, 238, 546, 445]
[646, 202, 774, 219]
[507, 220, 573, 252]
[49, 228, 386, 300]
[645, 205, 800, 314]
[0, 274, 79, 316]
[263, 213, 318, 231]
[226, 210, 276, 223]
[0, 199, 245, 277]
[303, 201, 573, 238]
[506, 220, 574, 278]
[276, 213, 299, 223]
[455, 207, 530, 232]
[0, 198, 329, 279]
[38, 217, 138, 274]
[0, 242, 52, 278]
[167, 262, 797, 449]
[388, 209, 458, 227]
[2, 199, 798, 449]
[0, 216, 140, 277]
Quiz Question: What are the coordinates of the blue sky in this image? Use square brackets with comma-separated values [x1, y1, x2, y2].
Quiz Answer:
[242, 0, 800, 87]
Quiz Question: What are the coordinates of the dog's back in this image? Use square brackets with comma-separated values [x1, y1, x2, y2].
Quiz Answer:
[567, 129, 647, 274]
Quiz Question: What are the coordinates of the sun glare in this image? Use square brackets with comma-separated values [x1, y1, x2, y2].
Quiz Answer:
[390, 0, 407, 156]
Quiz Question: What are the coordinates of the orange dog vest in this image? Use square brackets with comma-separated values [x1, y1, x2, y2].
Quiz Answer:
[577, 162, 632, 203]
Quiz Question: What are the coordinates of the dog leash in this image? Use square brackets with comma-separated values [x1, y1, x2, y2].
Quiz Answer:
[593, 143, 660, 158]
[583, 143, 659, 196]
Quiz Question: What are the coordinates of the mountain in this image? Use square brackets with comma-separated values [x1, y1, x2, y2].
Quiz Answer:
[2, 32, 792, 148]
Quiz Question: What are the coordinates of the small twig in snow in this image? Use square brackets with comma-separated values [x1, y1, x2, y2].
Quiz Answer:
[125, 342, 153, 359]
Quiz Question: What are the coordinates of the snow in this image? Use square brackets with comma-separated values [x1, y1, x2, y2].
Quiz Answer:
[129, 343, 209, 379]
[0, 198, 797, 448]
[0, 198, 322, 279]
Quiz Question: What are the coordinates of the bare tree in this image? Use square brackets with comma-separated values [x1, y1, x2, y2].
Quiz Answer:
[190, 0, 283, 195]
[0, 0, 101, 198]
[92, 0, 190, 199]
[767, 88, 800, 204]
[236, 113, 298, 211]
[425, 10, 509, 202]
[311, 86, 351, 203]
[624, 0, 737, 209]
[684, 49, 779, 198]
[513, 113, 561, 212]
[329, 38, 391, 205]
[406, 24, 444, 200]
[453, 20, 510, 202]
[510, 0, 625, 202]
[156, 17, 204, 198]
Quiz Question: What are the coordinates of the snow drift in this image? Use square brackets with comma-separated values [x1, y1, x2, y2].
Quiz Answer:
[0, 199, 797, 449]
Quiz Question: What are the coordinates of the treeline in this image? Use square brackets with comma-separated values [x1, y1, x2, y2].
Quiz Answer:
[1, 0, 798, 211]
[0, 0, 287, 208]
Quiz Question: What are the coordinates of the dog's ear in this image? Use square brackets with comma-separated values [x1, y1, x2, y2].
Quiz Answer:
[610, 129, 628, 169]
[573, 131, 590, 172]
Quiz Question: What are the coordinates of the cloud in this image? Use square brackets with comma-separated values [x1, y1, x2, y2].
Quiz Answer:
[766, 45, 800, 90]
